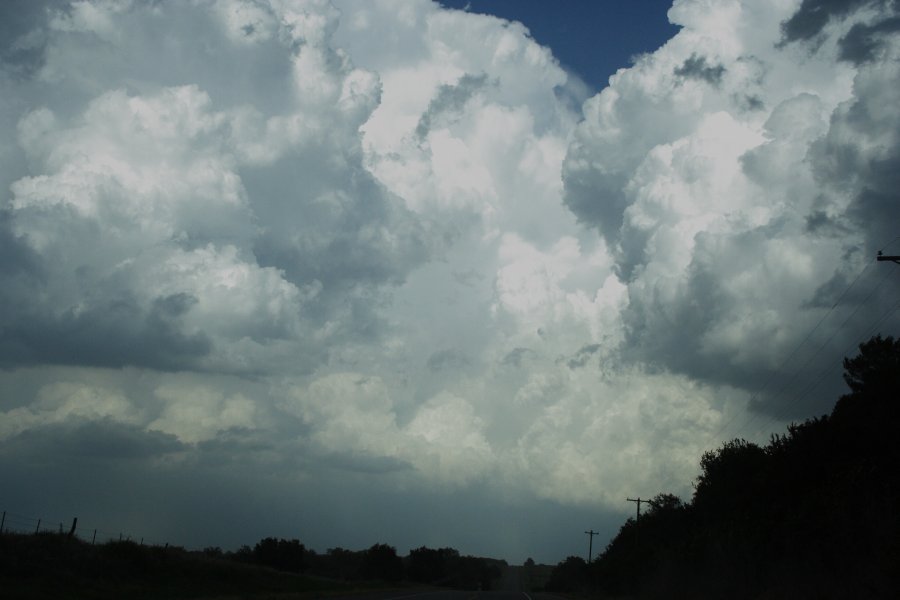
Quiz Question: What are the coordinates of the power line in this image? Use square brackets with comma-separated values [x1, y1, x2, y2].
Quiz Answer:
[705, 236, 900, 449]
[749, 293, 900, 442]
[740, 257, 900, 444]
[704, 257, 879, 446]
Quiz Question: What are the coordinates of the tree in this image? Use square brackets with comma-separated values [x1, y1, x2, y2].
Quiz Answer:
[545, 556, 588, 593]
[693, 438, 768, 512]
[833, 335, 900, 423]
[252, 537, 306, 573]
[362, 543, 403, 583]
[407, 546, 452, 584]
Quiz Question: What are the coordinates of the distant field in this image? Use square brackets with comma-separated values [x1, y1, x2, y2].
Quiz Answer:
[0, 532, 391, 600]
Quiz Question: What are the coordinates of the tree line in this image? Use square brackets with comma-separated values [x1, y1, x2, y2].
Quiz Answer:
[545, 335, 900, 599]
[203, 539, 504, 591]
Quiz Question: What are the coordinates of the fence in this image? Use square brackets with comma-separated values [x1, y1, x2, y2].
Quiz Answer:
[0, 508, 169, 547]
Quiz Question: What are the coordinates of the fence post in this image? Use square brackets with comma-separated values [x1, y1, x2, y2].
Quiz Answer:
[68, 517, 78, 539]
[1, 510, 5, 533]
[92, 529, 97, 545]
[35, 519, 41, 534]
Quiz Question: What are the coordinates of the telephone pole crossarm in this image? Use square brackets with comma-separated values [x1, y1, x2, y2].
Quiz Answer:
[876, 253, 900, 264]
[584, 529, 600, 563]
[626, 497, 653, 521]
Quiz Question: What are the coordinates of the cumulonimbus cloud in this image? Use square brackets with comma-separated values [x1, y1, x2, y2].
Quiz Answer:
[1, 0, 898, 558]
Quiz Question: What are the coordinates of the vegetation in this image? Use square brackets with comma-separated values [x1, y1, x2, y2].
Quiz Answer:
[1, 531, 506, 598]
[0, 533, 344, 600]
[406, 546, 503, 590]
[545, 334, 900, 598]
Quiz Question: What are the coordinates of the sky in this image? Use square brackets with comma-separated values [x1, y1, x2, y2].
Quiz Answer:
[438, 0, 681, 91]
[0, 0, 899, 565]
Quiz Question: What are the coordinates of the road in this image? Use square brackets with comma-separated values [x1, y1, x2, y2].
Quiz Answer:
[327, 565, 567, 600]
[327, 593, 568, 600]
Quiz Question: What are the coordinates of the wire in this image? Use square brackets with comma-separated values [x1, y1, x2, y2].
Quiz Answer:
[704, 256, 879, 446]
[749, 296, 900, 442]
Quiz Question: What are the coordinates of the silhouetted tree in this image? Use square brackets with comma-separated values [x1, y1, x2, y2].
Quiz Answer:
[315, 547, 362, 580]
[406, 546, 499, 590]
[407, 546, 453, 584]
[584, 335, 900, 599]
[362, 543, 403, 583]
[252, 537, 306, 573]
[833, 335, 900, 430]
[545, 555, 588, 593]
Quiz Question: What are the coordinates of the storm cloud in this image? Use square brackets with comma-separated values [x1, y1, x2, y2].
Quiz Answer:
[1, 0, 898, 563]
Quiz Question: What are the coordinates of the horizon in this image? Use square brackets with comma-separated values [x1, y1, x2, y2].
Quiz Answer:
[1, 0, 898, 566]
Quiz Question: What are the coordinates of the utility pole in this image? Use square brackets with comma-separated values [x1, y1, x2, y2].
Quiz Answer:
[626, 497, 656, 522]
[877, 251, 900, 265]
[626, 498, 658, 552]
[584, 529, 600, 562]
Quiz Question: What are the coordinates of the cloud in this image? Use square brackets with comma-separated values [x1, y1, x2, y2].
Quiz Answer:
[1, 0, 430, 376]
[674, 54, 726, 85]
[1, 420, 185, 461]
[2, 0, 899, 563]
[565, 343, 601, 369]
[415, 73, 489, 140]
[838, 15, 900, 63]
[0, 379, 140, 439]
[564, 0, 900, 417]
[149, 382, 259, 444]
[780, 0, 890, 43]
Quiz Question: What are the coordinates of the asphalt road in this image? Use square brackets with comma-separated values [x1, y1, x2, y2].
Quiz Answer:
[327, 565, 567, 600]
[328, 593, 567, 600]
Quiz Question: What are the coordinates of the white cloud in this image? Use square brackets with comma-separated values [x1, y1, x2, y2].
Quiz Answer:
[149, 382, 258, 443]
[405, 391, 493, 485]
[2, 0, 898, 560]
[0, 380, 140, 439]
[566, 0, 900, 416]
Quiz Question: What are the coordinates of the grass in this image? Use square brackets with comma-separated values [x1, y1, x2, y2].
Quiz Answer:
[0, 531, 355, 600]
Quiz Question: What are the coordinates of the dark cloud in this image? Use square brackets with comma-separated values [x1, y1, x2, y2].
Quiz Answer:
[426, 348, 471, 372]
[780, 0, 890, 43]
[1, 420, 185, 461]
[246, 159, 429, 293]
[416, 73, 488, 140]
[501, 347, 534, 367]
[810, 72, 900, 260]
[565, 343, 601, 369]
[619, 226, 854, 418]
[839, 16, 900, 63]
[742, 95, 765, 111]
[0, 210, 42, 279]
[804, 262, 879, 309]
[674, 54, 726, 85]
[0, 434, 626, 562]
[0, 292, 211, 371]
[848, 164, 900, 254]
[0, 0, 62, 79]
[318, 451, 413, 474]
[805, 208, 851, 236]
[562, 162, 632, 269]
